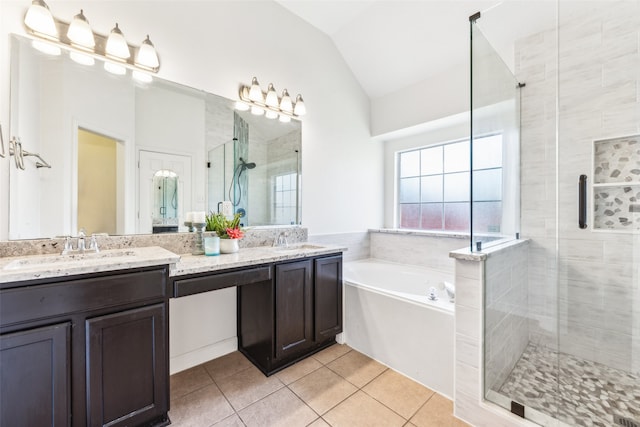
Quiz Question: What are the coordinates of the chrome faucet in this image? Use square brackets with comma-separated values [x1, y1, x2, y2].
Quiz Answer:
[77, 229, 86, 253]
[273, 231, 289, 248]
[61, 229, 99, 255]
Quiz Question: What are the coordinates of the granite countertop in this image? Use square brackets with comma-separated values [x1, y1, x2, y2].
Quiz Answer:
[171, 244, 347, 277]
[0, 243, 347, 284]
[0, 246, 180, 284]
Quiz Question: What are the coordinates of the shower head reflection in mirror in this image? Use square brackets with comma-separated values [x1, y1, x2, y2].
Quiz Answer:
[228, 156, 258, 207]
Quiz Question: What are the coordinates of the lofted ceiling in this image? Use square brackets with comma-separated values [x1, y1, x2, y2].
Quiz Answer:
[275, 0, 558, 100]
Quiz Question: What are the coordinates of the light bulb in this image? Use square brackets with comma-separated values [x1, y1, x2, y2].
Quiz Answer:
[279, 114, 291, 123]
[235, 101, 250, 111]
[251, 106, 264, 116]
[105, 23, 130, 60]
[280, 89, 293, 113]
[104, 61, 126, 75]
[69, 51, 95, 66]
[67, 9, 95, 49]
[293, 94, 306, 116]
[248, 77, 264, 103]
[265, 110, 278, 119]
[24, 0, 58, 39]
[132, 70, 153, 83]
[136, 35, 159, 69]
[31, 39, 60, 56]
[265, 83, 279, 107]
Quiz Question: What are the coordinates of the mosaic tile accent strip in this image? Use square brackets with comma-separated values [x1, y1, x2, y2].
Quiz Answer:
[497, 343, 640, 427]
[593, 135, 640, 232]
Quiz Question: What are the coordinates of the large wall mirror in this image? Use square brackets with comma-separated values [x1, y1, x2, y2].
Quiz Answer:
[8, 34, 301, 240]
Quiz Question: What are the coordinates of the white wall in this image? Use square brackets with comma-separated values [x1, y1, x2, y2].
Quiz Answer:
[371, 64, 469, 138]
[0, 0, 383, 373]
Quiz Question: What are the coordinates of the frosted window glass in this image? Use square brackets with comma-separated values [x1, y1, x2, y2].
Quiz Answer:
[421, 146, 443, 175]
[444, 141, 469, 173]
[444, 172, 469, 202]
[421, 175, 443, 202]
[421, 203, 443, 230]
[473, 169, 502, 201]
[399, 204, 420, 228]
[444, 203, 470, 232]
[472, 134, 502, 170]
[399, 177, 420, 203]
[400, 151, 420, 177]
[472, 201, 502, 233]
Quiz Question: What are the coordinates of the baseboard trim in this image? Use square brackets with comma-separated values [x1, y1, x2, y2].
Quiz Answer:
[170, 337, 237, 375]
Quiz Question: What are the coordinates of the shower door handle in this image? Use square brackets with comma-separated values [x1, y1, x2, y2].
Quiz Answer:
[578, 174, 587, 229]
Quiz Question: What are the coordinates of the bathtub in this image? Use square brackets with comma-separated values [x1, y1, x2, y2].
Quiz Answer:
[343, 259, 454, 398]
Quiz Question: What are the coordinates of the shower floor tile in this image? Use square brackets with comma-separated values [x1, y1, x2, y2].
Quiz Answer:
[498, 343, 640, 427]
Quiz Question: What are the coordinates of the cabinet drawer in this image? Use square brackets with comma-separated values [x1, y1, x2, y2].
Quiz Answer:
[0, 269, 167, 327]
[174, 266, 272, 297]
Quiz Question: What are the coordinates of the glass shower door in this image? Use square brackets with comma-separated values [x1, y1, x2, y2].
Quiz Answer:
[556, 2, 640, 426]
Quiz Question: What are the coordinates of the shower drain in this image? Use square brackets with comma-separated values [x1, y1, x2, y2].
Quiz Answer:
[615, 415, 640, 427]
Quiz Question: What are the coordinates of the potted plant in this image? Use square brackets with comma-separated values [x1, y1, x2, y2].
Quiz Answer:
[205, 212, 244, 253]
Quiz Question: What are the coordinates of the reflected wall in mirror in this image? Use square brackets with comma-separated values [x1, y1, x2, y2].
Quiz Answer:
[8, 34, 302, 240]
[207, 111, 301, 226]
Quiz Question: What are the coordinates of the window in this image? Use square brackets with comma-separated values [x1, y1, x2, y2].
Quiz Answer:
[397, 135, 503, 232]
[273, 173, 297, 224]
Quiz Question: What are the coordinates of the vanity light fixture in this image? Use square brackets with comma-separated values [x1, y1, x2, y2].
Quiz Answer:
[237, 77, 306, 121]
[22, 2, 161, 79]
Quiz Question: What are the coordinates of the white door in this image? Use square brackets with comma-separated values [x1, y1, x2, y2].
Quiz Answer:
[138, 150, 192, 234]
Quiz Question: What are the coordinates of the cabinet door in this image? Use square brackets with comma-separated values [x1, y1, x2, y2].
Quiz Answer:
[0, 323, 70, 427]
[314, 256, 343, 341]
[275, 260, 313, 359]
[86, 304, 167, 427]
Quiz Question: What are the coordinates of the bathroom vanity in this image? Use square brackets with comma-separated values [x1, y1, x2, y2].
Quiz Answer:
[0, 243, 343, 427]
[171, 247, 343, 375]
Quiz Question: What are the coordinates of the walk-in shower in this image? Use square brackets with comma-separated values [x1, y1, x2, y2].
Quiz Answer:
[474, 2, 640, 426]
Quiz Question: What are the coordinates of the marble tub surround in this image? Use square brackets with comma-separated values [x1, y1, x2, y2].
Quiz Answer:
[171, 244, 347, 276]
[0, 246, 180, 284]
[369, 229, 467, 274]
[0, 226, 307, 258]
[309, 231, 370, 261]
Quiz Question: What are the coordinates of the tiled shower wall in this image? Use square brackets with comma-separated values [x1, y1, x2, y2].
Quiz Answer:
[484, 241, 529, 394]
[517, 2, 640, 374]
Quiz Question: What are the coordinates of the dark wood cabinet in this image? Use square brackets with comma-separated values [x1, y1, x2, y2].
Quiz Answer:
[238, 254, 343, 375]
[0, 267, 170, 427]
[86, 304, 167, 427]
[275, 260, 313, 359]
[0, 323, 71, 427]
[314, 255, 343, 341]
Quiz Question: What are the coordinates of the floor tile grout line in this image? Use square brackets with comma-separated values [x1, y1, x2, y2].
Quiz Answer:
[359, 382, 430, 423]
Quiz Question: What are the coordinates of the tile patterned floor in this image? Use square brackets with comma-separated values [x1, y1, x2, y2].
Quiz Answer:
[169, 344, 470, 427]
[498, 343, 640, 427]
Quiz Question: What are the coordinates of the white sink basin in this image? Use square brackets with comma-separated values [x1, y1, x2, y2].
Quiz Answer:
[3, 249, 137, 271]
